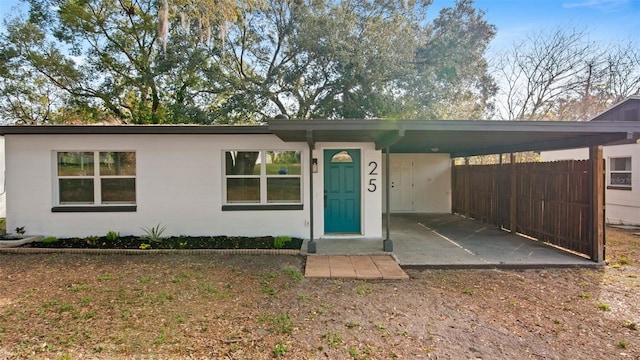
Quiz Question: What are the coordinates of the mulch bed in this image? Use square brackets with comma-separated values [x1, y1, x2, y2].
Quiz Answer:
[23, 236, 303, 250]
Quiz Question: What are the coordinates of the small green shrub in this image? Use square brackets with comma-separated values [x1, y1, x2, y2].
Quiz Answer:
[462, 288, 475, 295]
[322, 331, 344, 349]
[597, 302, 611, 311]
[282, 268, 303, 283]
[85, 235, 99, 245]
[258, 312, 293, 334]
[273, 342, 289, 357]
[106, 231, 120, 241]
[345, 321, 360, 329]
[42, 236, 58, 244]
[357, 284, 373, 295]
[141, 224, 166, 242]
[274, 236, 292, 249]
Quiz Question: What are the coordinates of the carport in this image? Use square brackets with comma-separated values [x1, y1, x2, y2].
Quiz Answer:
[270, 119, 640, 264]
[302, 213, 598, 268]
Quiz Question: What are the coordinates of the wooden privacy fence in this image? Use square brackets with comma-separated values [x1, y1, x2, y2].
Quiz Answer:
[452, 160, 602, 260]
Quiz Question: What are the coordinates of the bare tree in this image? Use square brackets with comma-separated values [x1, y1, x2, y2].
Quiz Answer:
[495, 27, 594, 120]
[494, 27, 640, 121]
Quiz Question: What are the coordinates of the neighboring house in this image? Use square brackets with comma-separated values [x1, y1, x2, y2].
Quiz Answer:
[1, 119, 638, 254]
[0, 136, 5, 218]
[542, 96, 640, 225]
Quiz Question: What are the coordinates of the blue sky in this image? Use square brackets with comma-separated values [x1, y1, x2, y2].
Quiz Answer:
[428, 0, 640, 54]
[0, 0, 638, 51]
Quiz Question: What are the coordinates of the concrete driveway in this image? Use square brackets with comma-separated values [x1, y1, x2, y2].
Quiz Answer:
[303, 214, 599, 268]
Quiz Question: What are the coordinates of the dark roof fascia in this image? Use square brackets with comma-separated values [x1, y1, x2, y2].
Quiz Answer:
[0, 125, 271, 135]
[3, 120, 636, 136]
[450, 133, 631, 158]
[269, 119, 640, 157]
[268, 119, 640, 135]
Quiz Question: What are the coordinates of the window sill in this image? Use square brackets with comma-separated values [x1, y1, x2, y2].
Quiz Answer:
[222, 204, 303, 211]
[52, 206, 137, 213]
[606, 186, 632, 191]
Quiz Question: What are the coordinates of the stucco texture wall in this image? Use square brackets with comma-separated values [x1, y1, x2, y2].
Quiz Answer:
[4, 134, 311, 238]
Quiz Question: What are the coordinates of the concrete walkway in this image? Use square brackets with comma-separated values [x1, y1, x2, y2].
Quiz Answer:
[302, 214, 600, 273]
[305, 255, 409, 280]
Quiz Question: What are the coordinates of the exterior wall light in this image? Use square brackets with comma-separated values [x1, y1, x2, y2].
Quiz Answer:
[312, 158, 318, 172]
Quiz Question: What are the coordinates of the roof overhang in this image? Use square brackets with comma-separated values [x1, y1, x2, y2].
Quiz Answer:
[268, 119, 640, 157]
[1, 120, 638, 158]
[0, 124, 270, 135]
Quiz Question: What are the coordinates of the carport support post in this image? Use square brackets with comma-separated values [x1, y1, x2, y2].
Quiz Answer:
[307, 131, 317, 253]
[509, 153, 517, 233]
[384, 146, 393, 252]
[589, 145, 604, 262]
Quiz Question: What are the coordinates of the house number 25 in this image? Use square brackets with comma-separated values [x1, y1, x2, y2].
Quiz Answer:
[368, 161, 378, 192]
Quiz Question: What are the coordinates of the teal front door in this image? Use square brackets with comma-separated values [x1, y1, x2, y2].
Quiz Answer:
[324, 149, 361, 233]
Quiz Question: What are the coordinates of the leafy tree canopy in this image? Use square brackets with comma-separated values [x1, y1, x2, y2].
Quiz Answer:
[0, 0, 497, 124]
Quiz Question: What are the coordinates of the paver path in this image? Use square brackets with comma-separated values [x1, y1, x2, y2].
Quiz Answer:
[305, 255, 409, 280]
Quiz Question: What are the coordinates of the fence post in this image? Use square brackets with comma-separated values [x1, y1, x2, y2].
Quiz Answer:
[589, 146, 605, 262]
[509, 153, 517, 233]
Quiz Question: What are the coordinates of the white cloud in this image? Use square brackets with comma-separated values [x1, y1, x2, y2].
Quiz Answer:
[562, 0, 629, 11]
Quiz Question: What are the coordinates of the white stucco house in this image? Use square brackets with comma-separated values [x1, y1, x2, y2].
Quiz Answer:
[542, 96, 640, 226]
[1, 119, 638, 253]
[0, 136, 5, 218]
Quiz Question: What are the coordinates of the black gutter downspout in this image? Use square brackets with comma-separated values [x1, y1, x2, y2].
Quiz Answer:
[307, 130, 316, 253]
[384, 145, 393, 252]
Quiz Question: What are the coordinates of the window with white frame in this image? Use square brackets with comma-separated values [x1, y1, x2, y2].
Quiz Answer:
[224, 150, 301, 204]
[609, 157, 632, 190]
[56, 151, 136, 205]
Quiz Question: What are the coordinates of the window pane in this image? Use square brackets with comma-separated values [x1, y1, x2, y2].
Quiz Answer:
[59, 179, 94, 204]
[101, 178, 136, 203]
[611, 158, 631, 171]
[331, 151, 353, 163]
[58, 152, 94, 176]
[267, 178, 301, 203]
[227, 178, 260, 202]
[267, 151, 301, 175]
[225, 151, 260, 175]
[610, 173, 632, 186]
[100, 152, 136, 176]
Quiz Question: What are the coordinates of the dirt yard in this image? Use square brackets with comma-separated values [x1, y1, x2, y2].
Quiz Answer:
[0, 227, 638, 359]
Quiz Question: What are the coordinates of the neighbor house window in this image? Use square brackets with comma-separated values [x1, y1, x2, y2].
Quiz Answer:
[608, 157, 631, 190]
[56, 151, 136, 206]
[224, 150, 301, 205]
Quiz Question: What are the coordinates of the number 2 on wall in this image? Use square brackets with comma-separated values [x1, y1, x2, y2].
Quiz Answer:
[368, 161, 378, 192]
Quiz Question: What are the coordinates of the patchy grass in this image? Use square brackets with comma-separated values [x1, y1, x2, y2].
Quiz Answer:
[0, 228, 638, 358]
[606, 226, 640, 266]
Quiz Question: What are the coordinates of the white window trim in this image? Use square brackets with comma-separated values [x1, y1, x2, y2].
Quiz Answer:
[223, 150, 303, 206]
[608, 156, 632, 190]
[53, 151, 137, 208]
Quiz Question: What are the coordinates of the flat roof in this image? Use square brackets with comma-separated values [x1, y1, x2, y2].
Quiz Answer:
[269, 119, 640, 157]
[1, 120, 638, 157]
[0, 124, 270, 135]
